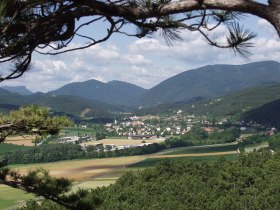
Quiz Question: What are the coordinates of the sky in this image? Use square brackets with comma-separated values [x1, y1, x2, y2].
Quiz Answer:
[1, 4, 280, 92]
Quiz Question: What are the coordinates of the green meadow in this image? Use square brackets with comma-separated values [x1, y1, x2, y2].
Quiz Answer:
[0, 184, 34, 210]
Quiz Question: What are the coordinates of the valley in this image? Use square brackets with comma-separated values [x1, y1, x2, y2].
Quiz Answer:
[1, 61, 280, 209]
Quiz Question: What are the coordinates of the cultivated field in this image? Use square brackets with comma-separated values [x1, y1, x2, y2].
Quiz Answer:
[11, 156, 147, 181]
[5, 135, 36, 147]
[83, 138, 165, 146]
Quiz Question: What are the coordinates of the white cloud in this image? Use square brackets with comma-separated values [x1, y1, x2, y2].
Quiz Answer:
[130, 39, 168, 52]
[123, 54, 151, 65]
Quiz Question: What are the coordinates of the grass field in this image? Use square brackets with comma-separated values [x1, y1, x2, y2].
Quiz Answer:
[163, 144, 239, 155]
[5, 135, 36, 146]
[0, 184, 34, 210]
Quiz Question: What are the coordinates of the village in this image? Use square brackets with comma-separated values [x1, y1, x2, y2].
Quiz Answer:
[56, 109, 278, 152]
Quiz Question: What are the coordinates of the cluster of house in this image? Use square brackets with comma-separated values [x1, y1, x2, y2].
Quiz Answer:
[58, 136, 92, 144]
[102, 112, 199, 137]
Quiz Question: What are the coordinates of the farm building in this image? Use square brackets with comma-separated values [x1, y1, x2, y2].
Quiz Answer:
[59, 136, 79, 144]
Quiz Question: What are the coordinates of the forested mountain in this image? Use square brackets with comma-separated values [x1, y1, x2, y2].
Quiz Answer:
[1, 85, 33, 95]
[0, 88, 130, 118]
[182, 82, 280, 119]
[130, 61, 280, 107]
[50, 80, 146, 106]
[244, 99, 280, 127]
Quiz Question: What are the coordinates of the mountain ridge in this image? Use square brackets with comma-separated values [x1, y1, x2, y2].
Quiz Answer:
[0, 87, 132, 118]
[129, 60, 280, 107]
[50, 79, 146, 106]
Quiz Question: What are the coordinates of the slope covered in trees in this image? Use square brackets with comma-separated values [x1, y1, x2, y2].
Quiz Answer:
[244, 98, 280, 127]
[137, 81, 280, 121]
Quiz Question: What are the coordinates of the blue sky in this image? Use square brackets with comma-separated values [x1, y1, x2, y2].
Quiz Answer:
[1, 3, 280, 92]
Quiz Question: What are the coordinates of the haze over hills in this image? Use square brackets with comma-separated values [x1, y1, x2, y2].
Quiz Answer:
[1, 60, 280, 122]
[44, 60, 280, 108]
[130, 60, 280, 107]
[1, 85, 33, 95]
[50, 80, 146, 106]
[0, 88, 131, 118]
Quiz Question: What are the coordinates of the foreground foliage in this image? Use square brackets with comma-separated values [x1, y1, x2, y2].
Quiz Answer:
[0, 105, 72, 143]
